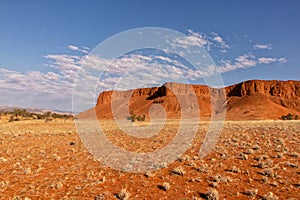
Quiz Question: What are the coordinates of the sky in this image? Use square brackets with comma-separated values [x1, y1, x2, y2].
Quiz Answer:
[0, 0, 299, 112]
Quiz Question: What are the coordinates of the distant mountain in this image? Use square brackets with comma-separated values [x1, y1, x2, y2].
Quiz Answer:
[77, 80, 300, 120]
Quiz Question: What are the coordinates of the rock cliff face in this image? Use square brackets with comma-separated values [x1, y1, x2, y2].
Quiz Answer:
[96, 83, 212, 106]
[96, 87, 161, 105]
[226, 80, 300, 98]
[88, 80, 300, 120]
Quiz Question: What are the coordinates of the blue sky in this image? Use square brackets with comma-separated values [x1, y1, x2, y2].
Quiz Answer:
[0, 0, 299, 111]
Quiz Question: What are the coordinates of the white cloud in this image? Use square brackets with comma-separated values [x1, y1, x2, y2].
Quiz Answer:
[254, 44, 272, 50]
[68, 45, 89, 53]
[0, 68, 70, 95]
[68, 45, 80, 51]
[278, 58, 287, 63]
[213, 35, 229, 50]
[235, 54, 257, 67]
[258, 57, 287, 64]
[217, 54, 287, 73]
[215, 54, 258, 74]
[170, 30, 210, 50]
[168, 30, 232, 54]
[44, 54, 81, 81]
[213, 36, 223, 43]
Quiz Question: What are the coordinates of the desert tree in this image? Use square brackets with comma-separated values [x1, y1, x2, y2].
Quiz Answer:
[44, 111, 52, 122]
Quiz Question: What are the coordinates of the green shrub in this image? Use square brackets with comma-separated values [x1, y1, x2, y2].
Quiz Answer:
[127, 112, 145, 122]
[281, 113, 297, 120]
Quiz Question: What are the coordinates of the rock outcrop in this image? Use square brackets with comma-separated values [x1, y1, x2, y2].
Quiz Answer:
[78, 80, 300, 120]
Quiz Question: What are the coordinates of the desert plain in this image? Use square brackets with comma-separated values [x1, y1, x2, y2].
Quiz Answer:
[0, 119, 299, 200]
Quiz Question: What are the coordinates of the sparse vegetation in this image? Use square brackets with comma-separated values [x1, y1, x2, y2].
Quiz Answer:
[280, 113, 298, 120]
[244, 189, 258, 197]
[144, 171, 153, 178]
[127, 111, 145, 122]
[239, 153, 248, 160]
[196, 163, 209, 173]
[229, 166, 240, 173]
[205, 188, 219, 200]
[262, 169, 276, 178]
[0, 109, 73, 123]
[261, 192, 279, 200]
[171, 166, 185, 176]
[116, 188, 130, 200]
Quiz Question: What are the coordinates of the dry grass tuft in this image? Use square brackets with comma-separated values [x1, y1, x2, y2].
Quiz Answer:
[144, 171, 153, 178]
[160, 182, 171, 191]
[261, 192, 279, 200]
[116, 188, 131, 200]
[171, 166, 185, 176]
[196, 163, 209, 173]
[94, 194, 106, 200]
[205, 188, 219, 200]
[262, 169, 276, 178]
[229, 166, 240, 173]
[244, 188, 258, 197]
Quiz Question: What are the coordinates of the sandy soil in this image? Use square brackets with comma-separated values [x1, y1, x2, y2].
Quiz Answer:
[0, 120, 299, 199]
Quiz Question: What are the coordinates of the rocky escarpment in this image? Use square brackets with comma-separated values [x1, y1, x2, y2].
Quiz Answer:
[225, 80, 300, 119]
[96, 82, 214, 105]
[96, 87, 161, 105]
[226, 80, 300, 98]
[89, 80, 300, 120]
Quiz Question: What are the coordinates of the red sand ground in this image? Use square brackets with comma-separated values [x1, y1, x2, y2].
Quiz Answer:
[0, 120, 299, 199]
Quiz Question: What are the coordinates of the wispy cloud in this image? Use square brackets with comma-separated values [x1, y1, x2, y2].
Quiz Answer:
[67, 45, 89, 53]
[258, 57, 287, 64]
[211, 32, 229, 52]
[168, 30, 230, 54]
[217, 54, 256, 73]
[254, 43, 272, 50]
[217, 54, 286, 73]
[170, 29, 210, 50]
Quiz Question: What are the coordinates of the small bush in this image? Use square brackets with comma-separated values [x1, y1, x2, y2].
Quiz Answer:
[127, 111, 145, 122]
[244, 189, 258, 197]
[205, 188, 219, 200]
[262, 192, 278, 200]
[262, 169, 276, 178]
[196, 164, 209, 173]
[239, 153, 248, 160]
[281, 113, 298, 120]
[229, 166, 240, 173]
